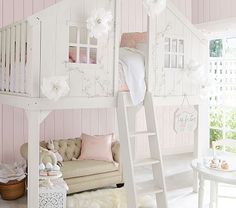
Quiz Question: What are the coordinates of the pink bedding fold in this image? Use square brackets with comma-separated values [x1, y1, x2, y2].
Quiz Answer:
[69, 47, 96, 64]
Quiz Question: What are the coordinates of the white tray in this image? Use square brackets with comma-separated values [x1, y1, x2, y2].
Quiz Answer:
[204, 157, 236, 172]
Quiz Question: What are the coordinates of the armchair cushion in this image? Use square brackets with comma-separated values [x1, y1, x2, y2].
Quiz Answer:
[61, 160, 119, 179]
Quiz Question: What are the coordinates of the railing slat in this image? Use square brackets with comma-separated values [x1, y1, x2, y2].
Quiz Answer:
[15, 24, 21, 93]
[5, 28, 11, 92]
[20, 22, 26, 94]
[1, 30, 6, 91]
[10, 26, 16, 92]
[0, 31, 2, 91]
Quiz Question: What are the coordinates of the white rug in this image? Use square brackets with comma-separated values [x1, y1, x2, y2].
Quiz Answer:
[67, 188, 156, 208]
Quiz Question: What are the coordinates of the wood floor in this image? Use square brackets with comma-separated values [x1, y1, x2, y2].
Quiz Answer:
[1, 153, 236, 208]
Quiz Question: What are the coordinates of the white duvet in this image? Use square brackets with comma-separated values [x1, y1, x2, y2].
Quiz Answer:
[119, 47, 146, 105]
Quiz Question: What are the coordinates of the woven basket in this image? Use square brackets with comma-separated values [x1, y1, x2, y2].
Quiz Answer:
[0, 178, 26, 200]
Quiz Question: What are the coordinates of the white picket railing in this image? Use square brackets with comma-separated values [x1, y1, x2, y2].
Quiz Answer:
[209, 58, 236, 103]
[209, 58, 236, 141]
[0, 21, 29, 96]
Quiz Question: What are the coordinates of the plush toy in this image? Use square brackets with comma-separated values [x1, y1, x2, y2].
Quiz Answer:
[39, 147, 57, 164]
[47, 140, 63, 163]
[39, 147, 61, 172]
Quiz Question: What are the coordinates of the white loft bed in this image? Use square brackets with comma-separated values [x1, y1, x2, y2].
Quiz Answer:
[0, 0, 121, 207]
[0, 0, 209, 207]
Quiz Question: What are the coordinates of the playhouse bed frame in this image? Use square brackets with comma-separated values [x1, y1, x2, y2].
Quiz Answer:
[0, 0, 209, 207]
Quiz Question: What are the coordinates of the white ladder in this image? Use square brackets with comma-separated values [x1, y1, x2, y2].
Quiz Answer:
[117, 91, 168, 208]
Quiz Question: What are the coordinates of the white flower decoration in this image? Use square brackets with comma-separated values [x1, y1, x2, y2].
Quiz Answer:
[41, 76, 70, 101]
[186, 60, 207, 85]
[143, 0, 166, 16]
[183, 60, 219, 99]
[86, 8, 113, 39]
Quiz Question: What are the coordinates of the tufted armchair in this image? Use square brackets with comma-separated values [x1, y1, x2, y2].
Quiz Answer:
[20, 138, 123, 194]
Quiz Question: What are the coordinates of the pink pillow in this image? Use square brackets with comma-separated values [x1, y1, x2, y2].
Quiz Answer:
[120, 32, 147, 48]
[79, 133, 114, 162]
[69, 47, 77, 62]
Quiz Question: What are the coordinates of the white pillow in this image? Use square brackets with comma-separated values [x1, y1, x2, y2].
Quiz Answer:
[136, 43, 148, 57]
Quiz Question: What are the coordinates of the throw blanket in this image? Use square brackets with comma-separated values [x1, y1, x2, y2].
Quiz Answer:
[0, 161, 26, 184]
[119, 48, 146, 105]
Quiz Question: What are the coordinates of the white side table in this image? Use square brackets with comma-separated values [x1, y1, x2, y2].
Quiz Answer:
[39, 178, 69, 208]
[191, 159, 236, 208]
[39, 172, 62, 188]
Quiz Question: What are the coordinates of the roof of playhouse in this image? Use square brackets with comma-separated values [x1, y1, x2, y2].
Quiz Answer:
[166, 0, 207, 43]
[26, 0, 118, 22]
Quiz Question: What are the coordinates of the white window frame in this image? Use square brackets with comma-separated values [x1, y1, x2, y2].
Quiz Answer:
[68, 22, 98, 65]
[164, 36, 184, 70]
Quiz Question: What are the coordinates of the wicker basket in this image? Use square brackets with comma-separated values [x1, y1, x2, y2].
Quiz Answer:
[0, 178, 26, 200]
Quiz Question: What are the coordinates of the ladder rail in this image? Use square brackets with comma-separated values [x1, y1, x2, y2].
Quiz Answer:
[117, 91, 168, 208]
[117, 93, 138, 208]
[144, 92, 168, 207]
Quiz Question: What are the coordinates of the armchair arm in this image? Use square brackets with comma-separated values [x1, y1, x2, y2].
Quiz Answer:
[112, 141, 120, 164]
[20, 143, 55, 165]
[20, 143, 28, 161]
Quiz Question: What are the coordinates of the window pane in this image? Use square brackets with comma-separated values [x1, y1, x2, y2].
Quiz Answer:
[179, 40, 184, 53]
[80, 47, 87, 63]
[69, 46, 77, 63]
[178, 55, 184, 69]
[80, 28, 88, 44]
[165, 38, 170, 52]
[224, 134, 236, 153]
[171, 54, 177, 68]
[210, 129, 223, 143]
[226, 108, 236, 130]
[90, 48, 97, 64]
[164, 54, 170, 68]
[209, 39, 223, 57]
[69, 26, 77, 44]
[226, 132, 236, 140]
[225, 37, 236, 58]
[172, 39, 177, 52]
[210, 107, 223, 128]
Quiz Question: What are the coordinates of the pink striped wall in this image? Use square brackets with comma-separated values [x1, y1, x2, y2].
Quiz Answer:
[192, 0, 236, 24]
[0, 0, 192, 163]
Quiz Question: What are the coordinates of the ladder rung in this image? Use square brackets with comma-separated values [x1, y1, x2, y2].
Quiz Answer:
[136, 180, 163, 196]
[130, 131, 156, 138]
[134, 158, 160, 167]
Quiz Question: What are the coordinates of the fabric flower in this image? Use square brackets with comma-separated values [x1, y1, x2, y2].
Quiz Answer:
[87, 8, 113, 39]
[41, 76, 70, 101]
[185, 60, 207, 85]
[143, 0, 166, 16]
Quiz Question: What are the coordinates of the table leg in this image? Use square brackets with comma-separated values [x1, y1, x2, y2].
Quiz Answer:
[198, 175, 205, 208]
[193, 169, 198, 193]
[210, 181, 218, 208]
[215, 182, 218, 208]
[210, 181, 215, 208]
